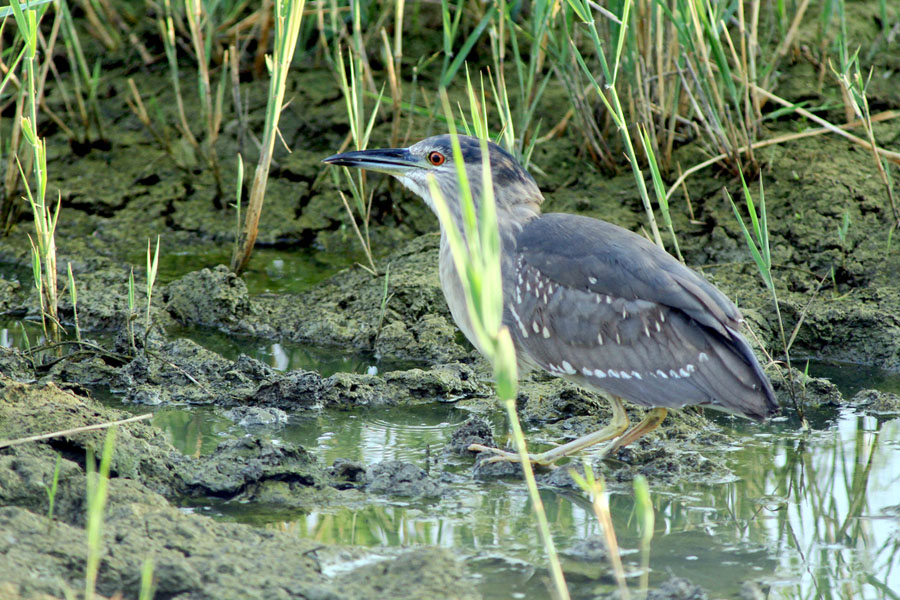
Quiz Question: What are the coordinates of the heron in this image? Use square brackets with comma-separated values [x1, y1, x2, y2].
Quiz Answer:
[324, 135, 777, 465]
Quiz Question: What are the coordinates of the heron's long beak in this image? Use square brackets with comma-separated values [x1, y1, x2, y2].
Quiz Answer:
[322, 147, 422, 176]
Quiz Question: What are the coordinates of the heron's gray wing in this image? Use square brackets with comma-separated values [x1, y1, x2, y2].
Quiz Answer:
[505, 213, 776, 420]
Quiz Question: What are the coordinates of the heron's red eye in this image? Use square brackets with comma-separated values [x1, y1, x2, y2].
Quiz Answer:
[428, 151, 446, 166]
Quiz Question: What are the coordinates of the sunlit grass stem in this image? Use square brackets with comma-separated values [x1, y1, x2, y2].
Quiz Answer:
[431, 88, 571, 600]
[332, 26, 382, 274]
[67, 263, 81, 341]
[185, 0, 226, 195]
[139, 556, 156, 600]
[84, 426, 116, 600]
[726, 176, 806, 427]
[12, 0, 61, 345]
[233, 154, 244, 260]
[146, 236, 161, 330]
[59, 0, 105, 142]
[231, 0, 306, 274]
[832, 46, 898, 222]
[44, 452, 62, 523]
[127, 266, 136, 352]
[565, 0, 665, 250]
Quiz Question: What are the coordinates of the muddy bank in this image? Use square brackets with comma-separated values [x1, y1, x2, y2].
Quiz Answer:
[0, 380, 481, 600]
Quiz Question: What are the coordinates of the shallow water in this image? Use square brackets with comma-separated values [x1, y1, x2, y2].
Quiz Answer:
[3, 307, 898, 598]
[126, 245, 364, 295]
[3, 313, 898, 597]
[117, 354, 900, 599]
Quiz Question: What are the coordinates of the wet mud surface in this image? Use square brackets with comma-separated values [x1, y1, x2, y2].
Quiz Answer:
[2, 6, 900, 600]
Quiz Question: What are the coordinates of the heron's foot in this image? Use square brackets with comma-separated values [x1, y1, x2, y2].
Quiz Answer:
[467, 443, 560, 468]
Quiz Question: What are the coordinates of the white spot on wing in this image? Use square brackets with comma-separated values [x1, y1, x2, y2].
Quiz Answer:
[510, 306, 529, 338]
[699, 352, 709, 362]
[532, 321, 540, 334]
[561, 361, 576, 375]
[597, 332, 603, 345]
[542, 326, 550, 339]
[589, 276, 597, 284]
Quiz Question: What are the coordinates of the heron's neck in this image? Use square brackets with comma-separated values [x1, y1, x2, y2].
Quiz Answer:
[396, 173, 542, 241]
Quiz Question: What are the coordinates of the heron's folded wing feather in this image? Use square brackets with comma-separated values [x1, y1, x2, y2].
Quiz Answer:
[506, 213, 776, 419]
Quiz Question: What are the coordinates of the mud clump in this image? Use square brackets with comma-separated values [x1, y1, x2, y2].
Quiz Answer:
[445, 416, 494, 456]
[0, 278, 21, 313]
[0, 380, 337, 505]
[318, 362, 488, 409]
[852, 389, 900, 417]
[114, 337, 319, 407]
[223, 405, 288, 426]
[330, 457, 367, 488]
[0, 504, 329, 600]
[365, 460, 444, 498]
[181, 437, 324, 502]
[149, 235, 472, 364]
[0, 347, 32, 382]
[164, 264, 251, 328]
[647, 577, 709, 600]
[335, 547, 481, 600]
[771, 368, 843, 418]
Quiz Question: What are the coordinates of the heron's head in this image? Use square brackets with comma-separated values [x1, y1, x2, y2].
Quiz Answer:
[323, 135, 543, 230]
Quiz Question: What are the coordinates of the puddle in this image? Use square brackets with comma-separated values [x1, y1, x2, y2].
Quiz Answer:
[144, 402, 467, 461]
[169, 325, 419, 376]
[126, 245, 363, 295]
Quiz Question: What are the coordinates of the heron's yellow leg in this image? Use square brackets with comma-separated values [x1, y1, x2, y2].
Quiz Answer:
[468, 396, 631, 467]
[603, 407, 668, 456]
